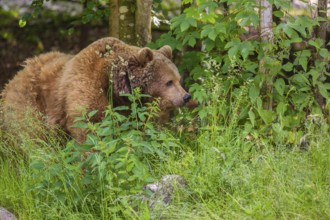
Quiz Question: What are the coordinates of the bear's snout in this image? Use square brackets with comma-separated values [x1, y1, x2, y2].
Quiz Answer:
[183, 93, 191, 103]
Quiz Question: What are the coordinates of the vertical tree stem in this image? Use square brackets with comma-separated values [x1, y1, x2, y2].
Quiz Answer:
[259, 0, 273, 110]
[109, 0, 152, 46]
[136, 0, 152, 46]
[314, 0, 328, 111]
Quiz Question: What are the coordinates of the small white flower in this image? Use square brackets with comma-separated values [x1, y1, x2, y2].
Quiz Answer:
[152, 16, 161, 27]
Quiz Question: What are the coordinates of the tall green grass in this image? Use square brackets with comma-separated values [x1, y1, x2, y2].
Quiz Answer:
[0, 81, 329, 219]
[157, 135, 330, 219]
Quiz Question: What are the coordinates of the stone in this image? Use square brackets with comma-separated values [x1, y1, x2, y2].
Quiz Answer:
[0, 207, 17, 220]
[144, 175, 186, 208]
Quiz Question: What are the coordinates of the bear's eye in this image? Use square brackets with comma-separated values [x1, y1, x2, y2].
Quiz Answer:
[166, 80, 173, 87]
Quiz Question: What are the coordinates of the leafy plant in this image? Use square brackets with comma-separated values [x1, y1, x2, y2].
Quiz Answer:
[153, 0, 330, 146]
[28, 88, 182, 218]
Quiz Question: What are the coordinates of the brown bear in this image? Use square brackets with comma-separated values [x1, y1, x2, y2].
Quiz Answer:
[1, 37, 191, 142]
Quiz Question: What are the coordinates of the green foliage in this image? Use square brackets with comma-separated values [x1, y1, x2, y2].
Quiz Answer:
[157, 72, 330, 219]
[26, 89, 181, 218]
[1, 79, 330, 219]
[19, 0, 109, 30]
[81, 0, 110, 24]
[153, 0, 330, 146]
[1, 0, 330, 219]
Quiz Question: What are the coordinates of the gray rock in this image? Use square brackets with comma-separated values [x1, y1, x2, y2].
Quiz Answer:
[144, 175, 186, 208]
[0, 207, 17, 220]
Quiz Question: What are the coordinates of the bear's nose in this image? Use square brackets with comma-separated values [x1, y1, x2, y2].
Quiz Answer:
[183, 93, 191, 103]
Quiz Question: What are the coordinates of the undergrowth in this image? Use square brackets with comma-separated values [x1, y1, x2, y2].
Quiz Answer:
[1, 1, 329, 218]
[1, 33, 330, 219]
[0, 76, 329, 219]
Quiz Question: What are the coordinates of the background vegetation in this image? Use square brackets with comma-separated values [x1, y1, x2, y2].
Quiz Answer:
[0, 0, 329, 219]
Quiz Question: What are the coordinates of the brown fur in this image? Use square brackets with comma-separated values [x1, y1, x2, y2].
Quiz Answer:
[1, 37, 190, 142]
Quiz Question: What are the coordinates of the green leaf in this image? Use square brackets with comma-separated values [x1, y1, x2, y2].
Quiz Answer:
[208, 30, 217, 41]
[113, 106, 129, 111]
[240, 42, 253, 60]
[225, 39, 241, 59]
[180, 20, 190, 32]
[276, 102, 287, 115]
[187, 17, 197, 27]
[309, 69, 320, 86]
[308, 39, 323, 50]
[272, 123, 283, 134]
[294, 50, 310, 72]
[225, 38, 240, 49]
[291, 93, 311, 110]
[98, 127, 112, 136]
[88, 110, 98, 118]
[258, 109, 274, 125]
[71, 123, 88, 129]
[273, 10, 284, 18]
[171, 15, 185, 30]
[105, 142, 117, 154]
[319, 48, 329, 59]
[248, 110, 256, 127]
[74, 116, 85, 122]
[183, 32, 198, 47]
[282, 62, 293, 72]
[274, 78, 285, 96]
[256, 97, 263, 110]
[182, 0, 193, 4]
[188, 37, 196, 47]
[19, 19, 27, 28]
[318, 83, 330, 99]
[138, 112, 146, 121]
[274, 0, 290, 8]
[283, 25, 298, 38]
[289, 23, 306, 38]
[203, 39, 215, 51]
[291, 73, 310, 86]
[249, 85, 260, 102]
[228, 46, 239, 59]
[201, 25, 212, 38]
[214, 23, 226, 34]
[115, 113, 127, 122]
[198, 109, 207, 119]
[299, 57, 308, 71]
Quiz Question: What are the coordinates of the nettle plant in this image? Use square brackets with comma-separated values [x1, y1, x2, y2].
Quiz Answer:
[154, 0, 330, 145]
[29, 89, 181, 216]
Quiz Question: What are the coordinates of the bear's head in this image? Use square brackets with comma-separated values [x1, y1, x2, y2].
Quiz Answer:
[127, 45, 191, 116]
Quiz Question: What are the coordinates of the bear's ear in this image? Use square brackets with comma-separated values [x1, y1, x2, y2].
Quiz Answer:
[158, 45, 172, 60]
[136, 48, 153, 67]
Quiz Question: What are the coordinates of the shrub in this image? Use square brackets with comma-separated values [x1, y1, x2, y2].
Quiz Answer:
[27, 88, 183, 218]
[152, 0, 330, 146]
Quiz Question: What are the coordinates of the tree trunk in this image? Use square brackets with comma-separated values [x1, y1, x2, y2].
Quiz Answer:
[79, 0, 89, 48]
[315, 0, 327, 45]
[109, 0, 152, 46]
[314, 0, 328, 111]
[136, 0, 152, 46]
[259, 0, 273, 42]
[259, 0, 273, 110]
[109, 0, 120, 39]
